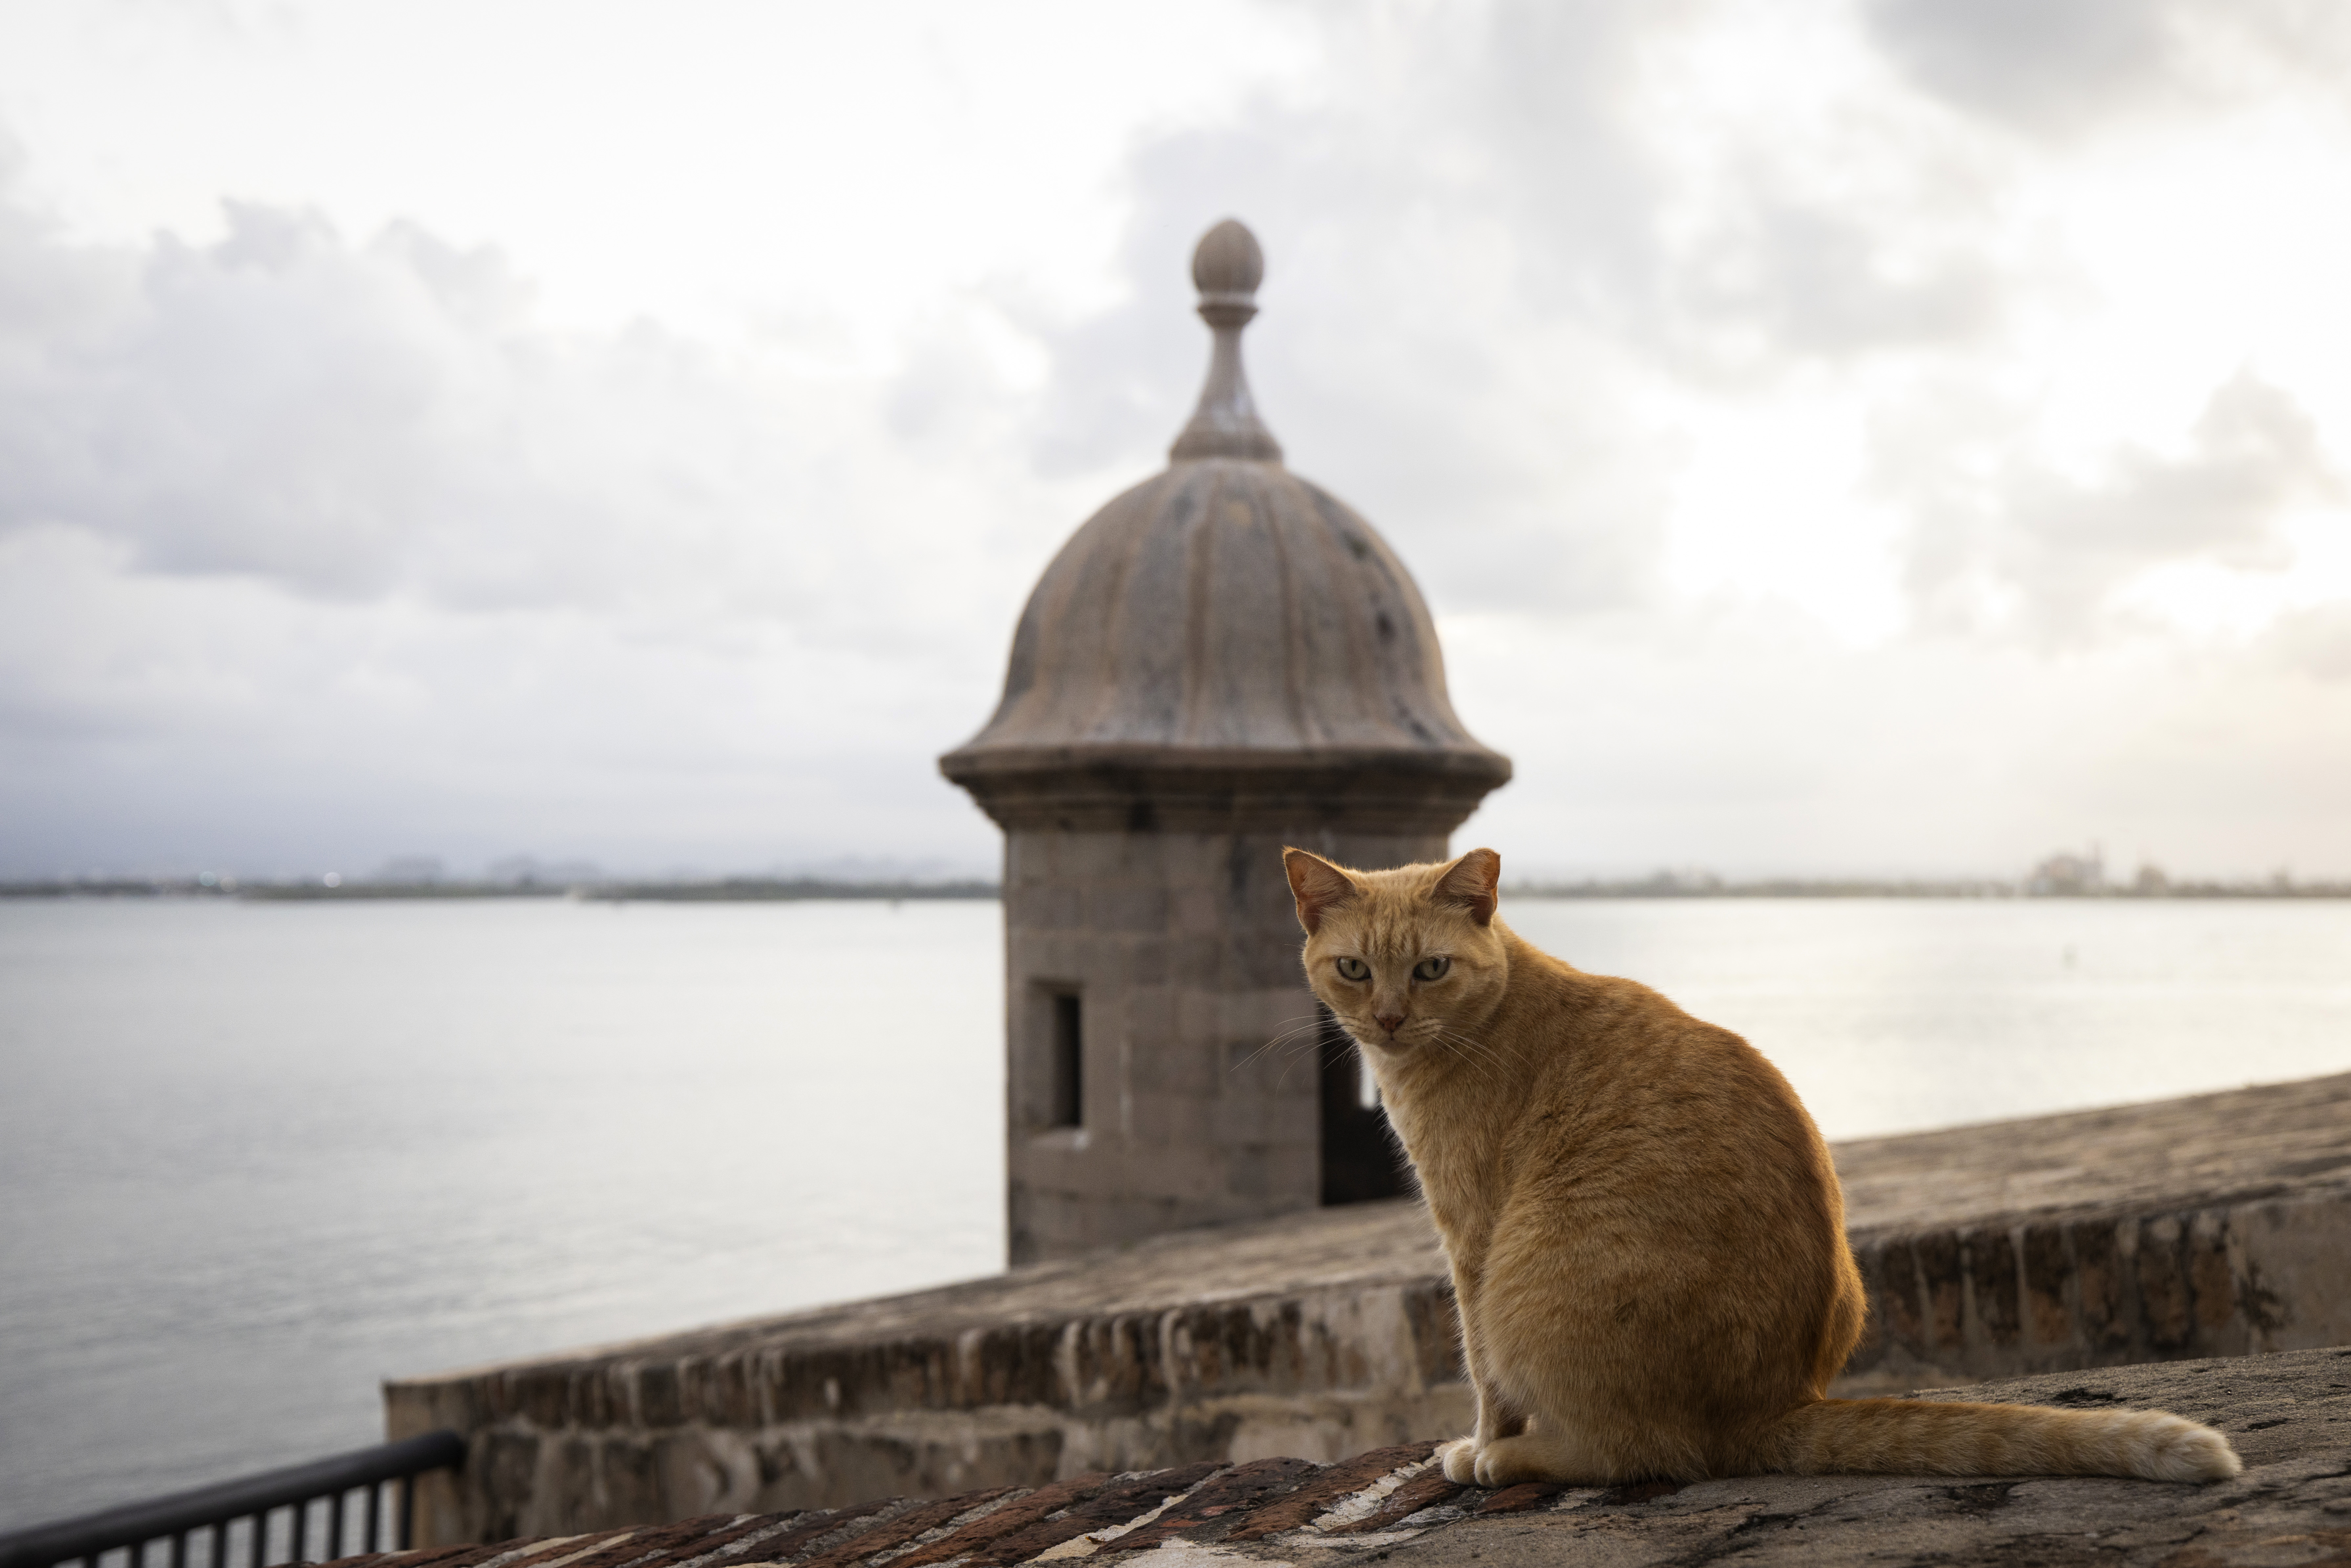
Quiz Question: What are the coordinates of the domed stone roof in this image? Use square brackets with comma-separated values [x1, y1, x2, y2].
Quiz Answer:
[941, 220, 1509, 835]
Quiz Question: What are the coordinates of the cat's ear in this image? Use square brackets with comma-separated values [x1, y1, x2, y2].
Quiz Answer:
[1434, 848, 1501, 926]
[1283, 848, 1359, 935]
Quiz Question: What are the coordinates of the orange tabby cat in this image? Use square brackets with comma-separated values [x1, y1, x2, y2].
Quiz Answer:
[1282, 846, 2241, 1487]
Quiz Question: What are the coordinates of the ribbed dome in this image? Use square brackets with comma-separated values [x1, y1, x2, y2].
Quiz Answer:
[942, 220, 1508, 832]
[959, 458, 1493, 756]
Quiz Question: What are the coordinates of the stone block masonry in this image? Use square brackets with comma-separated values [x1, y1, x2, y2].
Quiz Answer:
[1831, 1072, 2351, 1393]
[360, 1349, 2351, 1567]
[1001, 825, 1449, 1261]
[386, 1073, 2351, 1545]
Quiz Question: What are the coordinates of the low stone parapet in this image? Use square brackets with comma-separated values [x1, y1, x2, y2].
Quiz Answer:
[366, 1349, 2351, 1566]
[1834, 1074, 2351, 1391]
[386, 1074, 2351, 1544]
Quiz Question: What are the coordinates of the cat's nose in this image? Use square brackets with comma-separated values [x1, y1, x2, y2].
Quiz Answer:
[1374, 1010, 1405, 1034]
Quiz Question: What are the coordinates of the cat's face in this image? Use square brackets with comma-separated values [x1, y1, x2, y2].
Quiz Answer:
[1284, 848, 1508, 1057]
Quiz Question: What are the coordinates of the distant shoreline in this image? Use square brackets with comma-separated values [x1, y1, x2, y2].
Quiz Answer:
[6, 877, 2348, 901]
[1506, 878, 2351, 900]
[0, 877, 1001, 902]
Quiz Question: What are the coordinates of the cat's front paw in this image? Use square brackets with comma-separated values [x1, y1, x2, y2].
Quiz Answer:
[1436, 1437, 1481, 1485]
[1472, 1435, 1556, 1488]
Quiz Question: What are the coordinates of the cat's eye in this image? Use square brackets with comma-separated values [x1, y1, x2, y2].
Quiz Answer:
[1335, 956, 1370, 982]
[1413, 956, 1452, 982]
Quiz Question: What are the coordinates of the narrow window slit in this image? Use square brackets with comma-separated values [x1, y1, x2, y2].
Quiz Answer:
[1050, 991, 1083, 1128]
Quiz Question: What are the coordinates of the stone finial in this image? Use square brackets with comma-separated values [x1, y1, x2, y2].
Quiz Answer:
[1192, 217, 1265, 300]
[1169, 218, 1283, 464]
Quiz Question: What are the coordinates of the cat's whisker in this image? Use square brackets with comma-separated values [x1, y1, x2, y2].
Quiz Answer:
[1447, 1036, 1510, 1083]
[1233, 1013, 1358, 1077]
[1231, 1030, 1324, 1075]
[1430, 1027, 1509, 1088]
[1275, 1037, 1348, 1090]
[1434, 1021, 1508, 1063]
[1274, 1040, 1339, 1076]
[1435, 1028, 1498, 1065]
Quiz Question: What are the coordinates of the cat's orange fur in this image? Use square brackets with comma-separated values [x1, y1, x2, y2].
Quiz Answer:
[1282, 845, 2242, 1487]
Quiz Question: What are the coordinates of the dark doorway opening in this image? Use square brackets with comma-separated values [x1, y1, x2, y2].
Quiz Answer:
[1318, 1005, 1410, 1204]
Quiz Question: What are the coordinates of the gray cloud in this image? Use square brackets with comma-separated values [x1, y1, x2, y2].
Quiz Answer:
[1884, 371, 2341, 643]
[0, 175, 1073, 648]
[1664, 187, 2005, 366]
[1866, 0, 2351, 137]
[1866, 0, 2178, 133]
[1, 200, 535, 600]
[0, 171, 1068, 878]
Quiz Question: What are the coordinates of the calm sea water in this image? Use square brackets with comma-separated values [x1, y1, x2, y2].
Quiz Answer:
[2, 894, 2347, 1530]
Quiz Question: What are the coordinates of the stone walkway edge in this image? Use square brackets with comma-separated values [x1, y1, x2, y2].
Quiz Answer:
[344, 1348, 2351, 1568]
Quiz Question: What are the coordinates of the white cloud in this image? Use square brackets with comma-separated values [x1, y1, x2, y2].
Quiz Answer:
[0, 189, 1059, 629]
[1881, 370, 2342, 643]
[2, 0, 2350, 882]
[0, 167, 1091, 877]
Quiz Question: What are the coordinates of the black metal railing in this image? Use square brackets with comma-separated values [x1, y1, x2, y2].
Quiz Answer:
[0, 1431, 467, 1568]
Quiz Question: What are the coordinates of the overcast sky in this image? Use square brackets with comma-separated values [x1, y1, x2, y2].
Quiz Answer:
[2, 0, 2348, 883]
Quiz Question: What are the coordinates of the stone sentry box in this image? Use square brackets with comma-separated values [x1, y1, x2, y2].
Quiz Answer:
[940, 219, 1509, 1264]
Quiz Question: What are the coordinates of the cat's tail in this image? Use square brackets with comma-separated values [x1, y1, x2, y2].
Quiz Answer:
[1757, 1398, 2241, 1483]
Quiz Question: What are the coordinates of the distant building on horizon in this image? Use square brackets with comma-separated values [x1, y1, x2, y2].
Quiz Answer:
[2028, 846, 2105, 896]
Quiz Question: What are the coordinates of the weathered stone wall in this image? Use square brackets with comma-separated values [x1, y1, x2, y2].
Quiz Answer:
[1827, 1071, 2351, 1390]
[354, 1349, 2351, 1568]
[1840, 1192, 2351, 1393]
[1003, 826, 1443, 1262]
[389, 1204, 1474, 1546]
[387, 1073, 2351, 1547]
[408, 1277, 1471, 1545]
